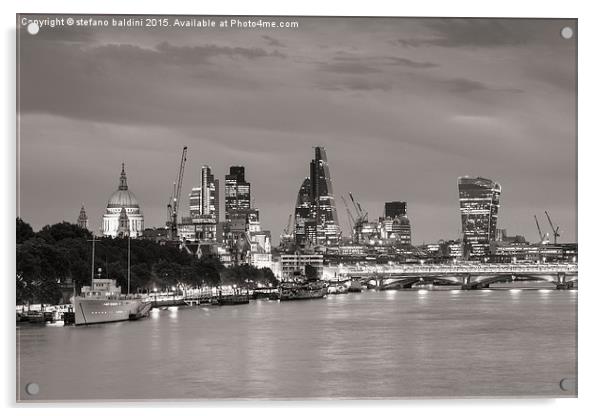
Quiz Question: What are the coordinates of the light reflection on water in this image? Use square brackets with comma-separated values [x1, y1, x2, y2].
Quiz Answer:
[17, 289, 576, 401]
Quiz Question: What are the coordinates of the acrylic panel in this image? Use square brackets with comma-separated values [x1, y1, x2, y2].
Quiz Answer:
[16, 15, 577, 401]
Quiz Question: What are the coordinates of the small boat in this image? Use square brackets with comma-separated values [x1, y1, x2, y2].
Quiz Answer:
[348, 280, 362, 292]
[214, 292, 250, 305]
[328, 283, 348, 295]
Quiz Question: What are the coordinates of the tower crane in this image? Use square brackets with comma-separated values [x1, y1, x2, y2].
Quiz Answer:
[166, 146, 187, 240]
[534, 215, 544, 242]
[283, 214, 293, 237]
[534, 214, 550, 244]
[348, 192, 369, 243]
[544, 211, 560, 245]
[348, 193, 368, 223]
[340, 195, 356, 238]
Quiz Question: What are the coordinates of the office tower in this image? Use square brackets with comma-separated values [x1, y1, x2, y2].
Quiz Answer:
[458, 176, 501, 256]
[384, 201, 407, 219]
[293, 147, 341, 246]
[310, 147, 340, 245]
[225, 166, 251, 219]
[294, 177, 312, 245]
[189, 166, 219, 221]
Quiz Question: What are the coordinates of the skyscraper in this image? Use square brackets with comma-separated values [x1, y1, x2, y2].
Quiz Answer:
[293, 147, 340, 246]
[384, 201, 407, 219]
[189, 166, 220, 221]
[294, 177, 314, 245]
[311, 147, 340, 245]
[225, 166, 251, 220]
[458, 176, 501, 256]
[187, 165, 220, 241]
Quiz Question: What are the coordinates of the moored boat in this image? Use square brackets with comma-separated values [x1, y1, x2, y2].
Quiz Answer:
[279, 279, 327, 301]
[72, 233, 151, 325]
[348, 280, 363, 292]
[73, 278, 151, 325]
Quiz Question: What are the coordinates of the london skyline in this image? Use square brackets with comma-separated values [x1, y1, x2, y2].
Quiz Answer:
[17, 17, 577, 243]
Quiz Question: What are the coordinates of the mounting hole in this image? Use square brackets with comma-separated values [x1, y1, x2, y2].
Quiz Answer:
[26, 22, 40, 36]
[560, 26, 574, 40]
[25, 382, 40, 396]
[559, 378, 575, 391]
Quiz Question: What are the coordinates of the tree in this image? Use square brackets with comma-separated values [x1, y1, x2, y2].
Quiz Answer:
[16, 218, 35, 244]
[16, 237, 68, 304]
[37, 221, 91, 243]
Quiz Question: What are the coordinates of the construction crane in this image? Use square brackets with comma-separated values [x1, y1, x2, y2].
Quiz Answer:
[348, 192, 369, 243]
[282, 214, 293, 237]
[544, 210, 560, 245]
[348, 193, 368, 223]
[166, 146, 187, 240]
[534, 215, 544, 242]
[534, 215, 550, 244]
[340, 195, 356, 238]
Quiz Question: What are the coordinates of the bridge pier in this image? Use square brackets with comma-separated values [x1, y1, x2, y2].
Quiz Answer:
[461, 274, 472, 290]
[556, 272, 570, 290]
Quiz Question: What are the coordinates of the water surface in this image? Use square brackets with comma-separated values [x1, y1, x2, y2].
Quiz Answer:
[17, 288, 577, 401]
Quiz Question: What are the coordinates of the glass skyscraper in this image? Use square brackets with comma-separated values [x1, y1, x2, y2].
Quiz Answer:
[224, 166, 251, 220]
[458, 176, 501, 257]
[188, 165, 220, 241]
[294, 147, 341, 246]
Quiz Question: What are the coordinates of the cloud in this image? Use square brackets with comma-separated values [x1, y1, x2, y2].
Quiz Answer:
[442, 77, 523, 94]
[318, 78, 392, 91]
[262, 35, 286, 47]
[317, 61, 382, 74]
[382, 56, 438, 69]
[155, 41, 286, 63]
[395, 18, 540, 48]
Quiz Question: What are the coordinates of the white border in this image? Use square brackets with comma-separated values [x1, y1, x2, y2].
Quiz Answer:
[2, 0, 600, 414]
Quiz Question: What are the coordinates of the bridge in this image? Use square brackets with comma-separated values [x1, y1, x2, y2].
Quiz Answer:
[332, 263, 578, 290]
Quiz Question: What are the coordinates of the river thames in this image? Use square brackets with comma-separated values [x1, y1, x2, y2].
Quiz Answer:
[17, 286, 577, 401]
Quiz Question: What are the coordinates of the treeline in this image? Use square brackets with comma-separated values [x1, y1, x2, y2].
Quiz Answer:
[16, 218, 277, 305]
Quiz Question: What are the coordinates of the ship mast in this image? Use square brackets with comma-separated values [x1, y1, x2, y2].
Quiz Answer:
[127, 233, 131, 296]
[90, 233, 96, 285]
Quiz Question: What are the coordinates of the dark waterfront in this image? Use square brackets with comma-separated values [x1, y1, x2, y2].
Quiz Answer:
[17, 287, 577, 401]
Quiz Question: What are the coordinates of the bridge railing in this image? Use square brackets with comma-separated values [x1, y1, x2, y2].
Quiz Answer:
[337, 263, 578, 275]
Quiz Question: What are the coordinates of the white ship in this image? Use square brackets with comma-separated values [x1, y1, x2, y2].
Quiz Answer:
[73, 278, 151, 325]
[73, 233, 151, 325]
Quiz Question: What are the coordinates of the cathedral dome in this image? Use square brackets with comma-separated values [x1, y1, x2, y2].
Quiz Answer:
[105, 163, 141, 209]
[102, 163, 144, 238]
[107, 189, 139, 209]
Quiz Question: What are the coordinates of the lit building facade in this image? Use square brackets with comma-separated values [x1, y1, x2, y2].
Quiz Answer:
[294, 177, 313, 245]
[293, 147, 341, 246]
[311, 147, 340, 245]
[102, 164, 144, 238]
[187, 165, 220, 241]
[458, 176, 501, 256]
[384, 201, 407, 219]
[225, 166, 251, 220]
[279, 253, 324, 281]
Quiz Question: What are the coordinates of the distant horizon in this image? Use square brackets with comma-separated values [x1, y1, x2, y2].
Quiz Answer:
[17, 16, 577, 244]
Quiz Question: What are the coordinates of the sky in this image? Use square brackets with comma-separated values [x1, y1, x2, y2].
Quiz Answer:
[17, 16, 577, 244]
